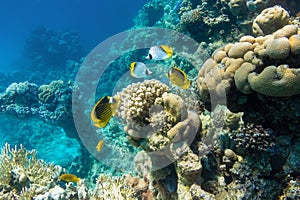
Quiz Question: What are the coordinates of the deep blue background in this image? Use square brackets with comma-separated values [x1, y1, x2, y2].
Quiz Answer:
[0, 0, 148, 72]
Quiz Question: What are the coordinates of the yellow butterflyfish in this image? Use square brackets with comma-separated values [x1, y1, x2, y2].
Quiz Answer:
[166, 66, 191, 89]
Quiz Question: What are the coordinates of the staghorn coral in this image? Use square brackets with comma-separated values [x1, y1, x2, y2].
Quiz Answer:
[0, 143, 61, 198]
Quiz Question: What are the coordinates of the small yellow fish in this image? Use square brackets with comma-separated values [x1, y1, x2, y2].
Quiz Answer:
[96, 140, 104, 152]
[166, 66, 191, 89]
[130, 62, 152, 78]
[146, 45, 173, 60]
[91, 96, 120, 128]
[59, 174, 80, 183]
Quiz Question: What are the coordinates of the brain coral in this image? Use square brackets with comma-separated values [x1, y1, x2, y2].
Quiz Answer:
[197, 24, 300, 102]
[252, 5, 290, 36]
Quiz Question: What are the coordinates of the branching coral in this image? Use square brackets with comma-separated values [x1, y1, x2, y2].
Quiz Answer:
[91, 174, 135, 200]
[0, 143, 61, 198]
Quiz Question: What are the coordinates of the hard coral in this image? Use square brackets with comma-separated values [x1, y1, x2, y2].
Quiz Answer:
[252, 5, 290, 36]
[115, 79, 169, 127]
[0, 80, 76, 138]
[229, 124, 275, 153]
[0, 143, 61, 198]
[197, 23, 300, 109]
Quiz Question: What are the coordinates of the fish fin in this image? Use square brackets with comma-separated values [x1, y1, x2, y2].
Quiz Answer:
[93, 122, 101, 128]
[146, 69, 152, 75]
[130, 62, 136, 77]
[99, 120, 110, 128]
[181, 80, 191, 89]
[161, 45, 173, 58]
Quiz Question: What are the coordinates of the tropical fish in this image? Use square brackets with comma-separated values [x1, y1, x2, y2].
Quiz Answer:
[91, 96, 120, 128]
[96, 140, 104, 152]
[59, 174, 80, 183]
[146, 45, 173, 60]
[130, 62, 152, 78]
[166, 66, 191, 89]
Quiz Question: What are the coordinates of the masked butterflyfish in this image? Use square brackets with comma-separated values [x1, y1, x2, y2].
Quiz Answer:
[146, 45, 173, 60]
[91, 96, 119, 128]
[166, 66, 191, 89]
[130, 62, 152, 78]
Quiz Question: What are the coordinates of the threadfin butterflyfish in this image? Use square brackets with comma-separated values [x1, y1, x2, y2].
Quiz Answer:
[96, 140, 104, 152]
[146, 45, 173, 60]
[59, 174, 80, 183]
[91, 96, 120, 128]
[166, 66, 191, 89]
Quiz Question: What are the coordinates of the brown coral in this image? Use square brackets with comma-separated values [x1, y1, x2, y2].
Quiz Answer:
[197, 24, 300, 102]
[252, 5, 290, 36]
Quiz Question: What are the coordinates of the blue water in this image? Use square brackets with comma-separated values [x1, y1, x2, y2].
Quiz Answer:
[0, 0, 148, 172]
[0, 0, 148, 72]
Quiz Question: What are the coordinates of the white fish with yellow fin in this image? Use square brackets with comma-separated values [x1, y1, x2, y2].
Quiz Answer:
[130, 62, 152, 78]
[146, 45, 173, 60]
[166, 66, 191, 89]
[90, 96, 120, 128]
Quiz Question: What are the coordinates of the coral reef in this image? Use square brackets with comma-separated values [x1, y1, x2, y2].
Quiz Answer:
[2, 1, 300, 199]
[0, 143, 139, 200]
[0, 143, 62, 198]
[24, 25, 84, 69]
[0, 80, 76, 138]
[229, 123, 275, 154]
[252, 5, 290, 36]
[114, 79, 206, 199]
